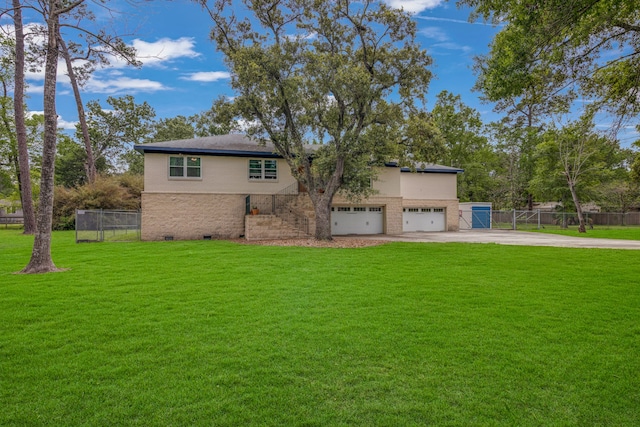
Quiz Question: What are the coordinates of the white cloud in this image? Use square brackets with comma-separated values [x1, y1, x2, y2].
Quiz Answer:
[23, 60, 73, 83]
[419, 26, 449, 42]
[181, 71, 231, 82]
[432, 42, 473, 53]
[419, 26, 472, 53]
[1, 22, 47, 43]
[5, 22, 195, 96]
[384, 0, 445, 13]
[132, 37, 200, 67]
[25, 110, 75, 129]
[25, 84, 44, 95]
[57, 116, 78, 130]
[84, 76, 167, 94]
[24, 66, 166, 96]
[284, 32, 317, 41]
[17, 34, 200, 77]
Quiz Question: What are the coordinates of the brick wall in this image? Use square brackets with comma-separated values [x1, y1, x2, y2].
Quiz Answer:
[141, 191, 459, 241]
[141, 192, 246, 241]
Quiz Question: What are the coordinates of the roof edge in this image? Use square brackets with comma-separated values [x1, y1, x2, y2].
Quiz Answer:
[134, 145, 282, 158]
[134, 143, 463, 173]
[384, 162, 464, 174]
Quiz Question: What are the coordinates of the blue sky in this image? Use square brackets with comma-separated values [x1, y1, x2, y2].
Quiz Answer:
[11, 1, 503, 131]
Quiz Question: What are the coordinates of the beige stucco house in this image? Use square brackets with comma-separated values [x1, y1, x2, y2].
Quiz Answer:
[135, 134, 462, 241]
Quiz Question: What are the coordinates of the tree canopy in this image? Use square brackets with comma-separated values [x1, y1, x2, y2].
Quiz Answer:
[432, 90, 497, 202]
[199, 0, 443, 239]
[82, 95, 156, 174]
[463, 0, 640, 215]
[463, 0, 640, 127]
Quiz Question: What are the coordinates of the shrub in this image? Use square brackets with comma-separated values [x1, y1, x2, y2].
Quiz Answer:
[53, 175, 142, 230]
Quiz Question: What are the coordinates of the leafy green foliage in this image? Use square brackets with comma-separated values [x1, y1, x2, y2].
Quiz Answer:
[631, 138, 640, 184]
[82, 95, 156, 173]
[0, 96, 47, 200]
[52, 175, 142, 230]
[55, 134, 110, 188]
[464, 0, 640, 125]
[0, 168, 12, 196]
[596, 180, 640, 213]
[472, 24, 574, 123]
[465, 0, 639, 215]
[530, 115, 622, 231]
[0, 92, 17, 197]
[150, 115, 195, 142]
[190, 106, 234, 137]
[484, 121, 540, 209]
[55, 134, 87, 188]
[432, 91, 498, 201]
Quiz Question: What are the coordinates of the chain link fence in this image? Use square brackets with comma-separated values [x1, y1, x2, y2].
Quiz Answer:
[490, 210, 640, 230]
[76, 209, 141, 242]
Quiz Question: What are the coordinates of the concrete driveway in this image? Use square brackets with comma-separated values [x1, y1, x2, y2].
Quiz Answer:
[364, 229, 640, 250]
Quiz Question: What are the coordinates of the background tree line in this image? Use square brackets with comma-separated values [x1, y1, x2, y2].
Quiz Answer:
[2, 88, 638, 220]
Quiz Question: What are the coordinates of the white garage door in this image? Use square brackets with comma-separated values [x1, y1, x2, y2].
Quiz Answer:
[331, 206, 384, 235]
[403, 208, 446, 232]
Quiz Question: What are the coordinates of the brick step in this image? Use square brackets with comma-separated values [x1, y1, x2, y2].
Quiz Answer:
[245, 214, 310, 240]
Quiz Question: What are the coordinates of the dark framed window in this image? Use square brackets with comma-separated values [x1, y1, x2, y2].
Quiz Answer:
[249, 159, 277, 180]
[169, 156, 201, 178]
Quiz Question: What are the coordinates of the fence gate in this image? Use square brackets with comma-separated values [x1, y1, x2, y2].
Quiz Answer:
[471, 206, 491, 229]
[76, 209, 141, 243]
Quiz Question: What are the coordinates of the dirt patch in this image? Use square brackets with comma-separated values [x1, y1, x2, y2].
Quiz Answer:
[231, 237, 388, 248]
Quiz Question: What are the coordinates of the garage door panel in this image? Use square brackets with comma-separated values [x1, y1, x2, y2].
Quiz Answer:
[403, 208, 445, 232]
[331, 206, 383, 235]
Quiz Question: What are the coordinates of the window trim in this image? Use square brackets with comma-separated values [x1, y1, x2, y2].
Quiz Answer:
[168, 155, 202, 180]
[248, 159, 278, 182]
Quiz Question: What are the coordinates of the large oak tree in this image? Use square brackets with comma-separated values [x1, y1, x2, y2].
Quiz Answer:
[198, 0, 443, 240]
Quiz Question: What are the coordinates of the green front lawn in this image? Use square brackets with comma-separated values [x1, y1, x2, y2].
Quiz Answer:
[531, 226, 640, 240]
[1, 230, 638, 426]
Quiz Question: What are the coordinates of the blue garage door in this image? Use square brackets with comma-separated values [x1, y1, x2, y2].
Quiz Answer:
[472, 206, 491, 229]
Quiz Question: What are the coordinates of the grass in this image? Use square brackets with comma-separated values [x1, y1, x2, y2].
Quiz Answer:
[529, 225, 640, 240]
[1, 230, 639, 426]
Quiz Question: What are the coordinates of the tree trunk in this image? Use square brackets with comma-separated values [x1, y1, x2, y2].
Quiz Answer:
[21, 3, 62, 274]
[12, 0, 36, 234]
[305, 158, 344, 241]
[312, 193, 334, 240]
[1, 82, 20, 194]
[58, 34, 97, 183]
[567, 176, 587, 233]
